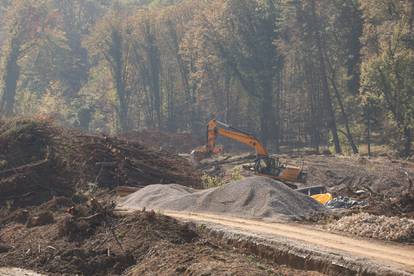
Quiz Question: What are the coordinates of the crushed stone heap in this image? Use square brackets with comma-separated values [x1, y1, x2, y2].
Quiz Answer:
[120, 176, 325, 221]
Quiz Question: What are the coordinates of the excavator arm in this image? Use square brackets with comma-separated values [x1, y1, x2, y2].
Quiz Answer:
[205, 120, 268, 157]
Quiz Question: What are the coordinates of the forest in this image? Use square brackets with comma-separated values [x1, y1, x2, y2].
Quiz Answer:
[0, 0, 413, 157]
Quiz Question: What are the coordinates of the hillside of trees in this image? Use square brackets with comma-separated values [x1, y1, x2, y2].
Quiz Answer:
[0, 0, 413, 157]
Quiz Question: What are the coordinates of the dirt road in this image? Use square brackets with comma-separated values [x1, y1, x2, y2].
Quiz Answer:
[162, 211, 414, 274]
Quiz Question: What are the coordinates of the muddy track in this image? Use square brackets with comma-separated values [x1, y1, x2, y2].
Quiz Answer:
[162, 211, 414, 275]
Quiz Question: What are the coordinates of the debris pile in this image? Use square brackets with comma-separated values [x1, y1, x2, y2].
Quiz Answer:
[125, 130, 202, 153]
[0, 198, 195, 275]
[327, 213, 414, 242]
[0, 118, 200, 208]
[325, 196, 367, 209]
[120, 176, 325, 221]
[359, 186, 414, 218]
[303, 155, 414, 218]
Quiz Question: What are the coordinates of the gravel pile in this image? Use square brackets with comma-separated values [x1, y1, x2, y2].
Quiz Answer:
[327, 213, 414, 242]
[119, 176, 325, 220]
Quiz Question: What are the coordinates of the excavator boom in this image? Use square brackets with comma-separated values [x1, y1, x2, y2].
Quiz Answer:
[206, 120, 268, 157]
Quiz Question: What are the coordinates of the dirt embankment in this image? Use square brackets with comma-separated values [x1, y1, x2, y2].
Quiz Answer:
[0, 197, 321, 276]
[162, 211, 414, 276]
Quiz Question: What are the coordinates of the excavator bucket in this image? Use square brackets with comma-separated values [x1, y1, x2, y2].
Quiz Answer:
[190, 145, 223, 164]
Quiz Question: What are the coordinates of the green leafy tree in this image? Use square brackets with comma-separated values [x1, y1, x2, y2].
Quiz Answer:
[360, 0, 414, 156]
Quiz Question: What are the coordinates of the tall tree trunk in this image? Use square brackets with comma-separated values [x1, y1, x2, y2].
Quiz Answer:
[365, 103, 372, 157]
[115, 75, 128, 133]
[273, 69, 282, 152]
[224, 71, 231, 122]
[166, 68, 176, 132]
[329, 72, 358, 154]
[260, 79, 275, 147]
[304, 59, 321, 153]
[144, 21, 162, 129]
[403, 126, 413, 157]
[1, 38, 20, 117]
[166, 23, 195, 132]
[319, 55, 341, 154]
[110, 29, 128, 133]
[310, 0, 341, 154]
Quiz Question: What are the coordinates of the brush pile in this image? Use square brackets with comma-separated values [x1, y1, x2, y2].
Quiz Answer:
[327, 213, 414, 242]
[0, 118, 200, 208]
[125, 130, 202, 153]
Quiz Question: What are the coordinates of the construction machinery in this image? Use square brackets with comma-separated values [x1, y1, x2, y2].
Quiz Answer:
[191, 119, 307, 189]
[191, 119, 333, 204]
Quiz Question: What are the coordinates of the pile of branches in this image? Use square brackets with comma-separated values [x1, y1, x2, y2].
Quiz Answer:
[124, 130, 202, 154]
[0, 118, 201, 208]
[339, 174, 414, 218]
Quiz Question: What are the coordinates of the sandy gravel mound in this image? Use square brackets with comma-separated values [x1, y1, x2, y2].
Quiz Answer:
[120, 176, 325, 220]
[327, 213, 414, 242]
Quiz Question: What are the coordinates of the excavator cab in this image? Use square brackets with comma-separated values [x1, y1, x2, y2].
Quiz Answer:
[254, 156, 306, 189]
[254, 157, 281, 175]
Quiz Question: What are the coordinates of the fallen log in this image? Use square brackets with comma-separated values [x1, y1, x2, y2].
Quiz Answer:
[0, 159, 49, 178]
[199, 154, 255, 169]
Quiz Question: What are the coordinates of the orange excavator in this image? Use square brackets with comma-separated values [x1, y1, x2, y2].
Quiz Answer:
[191, 119, 307, 189]
[192, 119, 333, 204]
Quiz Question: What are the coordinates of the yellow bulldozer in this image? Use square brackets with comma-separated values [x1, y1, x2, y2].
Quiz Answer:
[191, 119, 332, 204]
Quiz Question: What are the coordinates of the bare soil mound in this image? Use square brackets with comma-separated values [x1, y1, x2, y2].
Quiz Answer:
[120, 176, 325, 220]
[0, 118, 200, 209]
